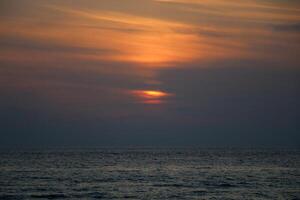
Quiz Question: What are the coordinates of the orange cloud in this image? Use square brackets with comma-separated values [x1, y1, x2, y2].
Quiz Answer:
[1, 0, 298, 68]
[0, 5, 249, 67]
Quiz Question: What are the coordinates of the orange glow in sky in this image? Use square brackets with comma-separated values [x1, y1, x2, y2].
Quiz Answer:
[0, 0, 299, 107]
[131, 90, 172, 104]
[1, 0, 299, 67]
[135, 90, 169, 98]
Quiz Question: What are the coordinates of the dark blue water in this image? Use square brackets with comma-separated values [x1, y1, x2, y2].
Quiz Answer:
[1, 149, 299, 199]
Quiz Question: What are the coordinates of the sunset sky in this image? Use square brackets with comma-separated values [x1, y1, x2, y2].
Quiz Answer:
[0, 0, 299, 147]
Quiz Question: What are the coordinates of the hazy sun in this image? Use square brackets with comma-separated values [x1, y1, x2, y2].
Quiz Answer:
[130, 90, 172, 104]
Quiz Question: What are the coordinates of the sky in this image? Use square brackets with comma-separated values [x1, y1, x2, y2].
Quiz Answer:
[0, 0, 300, 148]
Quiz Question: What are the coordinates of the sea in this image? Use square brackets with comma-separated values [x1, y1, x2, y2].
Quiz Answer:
[0, 148, 299, 199]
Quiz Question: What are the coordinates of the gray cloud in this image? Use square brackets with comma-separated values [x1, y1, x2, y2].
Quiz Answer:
[1, 58, 299, 148]
[273, 22, 300, 32]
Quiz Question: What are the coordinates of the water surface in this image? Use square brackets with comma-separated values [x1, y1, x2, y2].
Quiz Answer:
[1, 149, 299, 199]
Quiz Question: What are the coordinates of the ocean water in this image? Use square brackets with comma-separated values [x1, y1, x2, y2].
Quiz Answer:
[0, 149, 299, 199]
